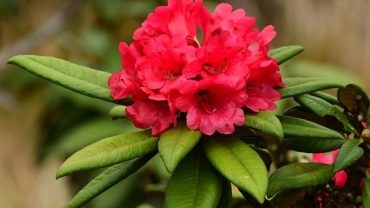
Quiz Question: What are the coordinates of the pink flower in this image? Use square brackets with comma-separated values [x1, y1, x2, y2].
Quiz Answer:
[108, 0, 283, 135]
[312, 150, 348, 188]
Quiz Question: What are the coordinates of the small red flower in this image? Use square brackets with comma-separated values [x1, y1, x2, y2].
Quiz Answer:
[109, 0, 283, 135]
[312, 150, 348, 188]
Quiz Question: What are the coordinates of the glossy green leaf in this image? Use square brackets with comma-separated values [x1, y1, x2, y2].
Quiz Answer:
[363, 175, 370, 208]
[203, 135, 268, 203]
[245, 111, 283, 140]
[252, 147, 272, 171]
[295, 94, 355, 132]
[279, 77, 344, 98]
[267, 163, 332, 198]
[165, 148, 222, 208]
[158, 123, 201, 173]
[279, 116, 345, 152]
[7, 55, 130, 103]
[268, 45, 304, 65]
[333, 139, 363, 172]
[65, 153, 154, 208]
[310, 91, 340, 105]
[56, 130, 158, 178]
[109, 105, 126, 119]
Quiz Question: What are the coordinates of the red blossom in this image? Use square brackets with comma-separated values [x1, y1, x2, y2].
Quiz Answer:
[108, 0, 283, 135]
[312, 150, 348, 188]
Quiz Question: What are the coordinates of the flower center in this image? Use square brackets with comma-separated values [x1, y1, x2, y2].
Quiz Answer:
[197, 90, 217, 114]
[163, 71, 178, 80]
[202, 63, 227, 75]
[186, 35, 200, 48]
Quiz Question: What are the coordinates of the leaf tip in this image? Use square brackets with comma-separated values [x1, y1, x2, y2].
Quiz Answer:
[6, 55, 20, 65]
[56, 169, 66, 179]
[56, 163, 71, 179]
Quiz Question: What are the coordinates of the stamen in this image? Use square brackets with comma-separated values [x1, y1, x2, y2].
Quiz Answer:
[186, 35, 200, 48]
[202, 63, 227, 75]
[164, 71, 177, 80]
[197, 90, 217, 114]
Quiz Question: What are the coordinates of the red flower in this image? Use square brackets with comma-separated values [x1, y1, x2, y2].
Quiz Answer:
[108, 0, 283, 135]
[312, 150, 348, 188]
[175, 76, 246, 135]
[126, 92, 177, 136]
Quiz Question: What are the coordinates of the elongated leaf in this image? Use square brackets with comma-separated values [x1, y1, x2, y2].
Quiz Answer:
[363, 175, 370, 208]
[295, 94, 355, 133]
[279, 116, 345, 152]
[65, 153, 154, 208]
[56, 130, 158, 178]
[267, 163, 332, 198]
[159, 123, 201, 173]
[110, 105, 126, 119]
[7, 55, 128, 103]
[333, 139, 363, 172]
[279, 77, 344, 98]
[310, 91, 339, 105]
[245, 111, 283, 140]
[268, 45, 304, 65]
[203, 135, 268, 203]
[165, 147, 222, 208]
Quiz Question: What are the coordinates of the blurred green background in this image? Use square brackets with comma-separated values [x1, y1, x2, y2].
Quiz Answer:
[0, 0, 369, 207]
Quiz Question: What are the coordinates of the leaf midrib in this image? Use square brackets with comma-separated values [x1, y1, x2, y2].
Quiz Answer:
[191, 150, 201, 208]
[71, 139, 154, 164]
[33, 59, 110, 89]
[224, 141, 262, 198]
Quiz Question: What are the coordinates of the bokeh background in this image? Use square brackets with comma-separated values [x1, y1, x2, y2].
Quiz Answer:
[0, 0, 369, 207]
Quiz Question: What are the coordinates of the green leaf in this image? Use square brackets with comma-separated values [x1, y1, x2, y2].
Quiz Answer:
[158, 122, 201, 173]
[310, 91, 339, 105]
[268, 45, 304, 65]
[203, 135, 268, 203]
[216, 179, 232, 208]
[279, 77, 344, 98]
[56, 130, 158, 178]
[267, 163, 332, 198]
[333, 139, 363, 172]
[279, 116, 345, 152]
[109, 105, 126, 119]
[165, 147, 222, 208]
[295, 94, 355, 132]
[7, 55, 130, 104]
[245, 111, 283, 140]
[252, 147, 272, 171]
[65, 153, 154, 208]
[363, 175, 370, 208]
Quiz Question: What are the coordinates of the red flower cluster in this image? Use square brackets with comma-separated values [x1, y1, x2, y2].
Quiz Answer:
[108, 0, 283, 136]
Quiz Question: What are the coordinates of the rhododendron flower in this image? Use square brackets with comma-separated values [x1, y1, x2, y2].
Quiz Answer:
[108, 0, 283, 136]
[312, 150, 348, 188]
